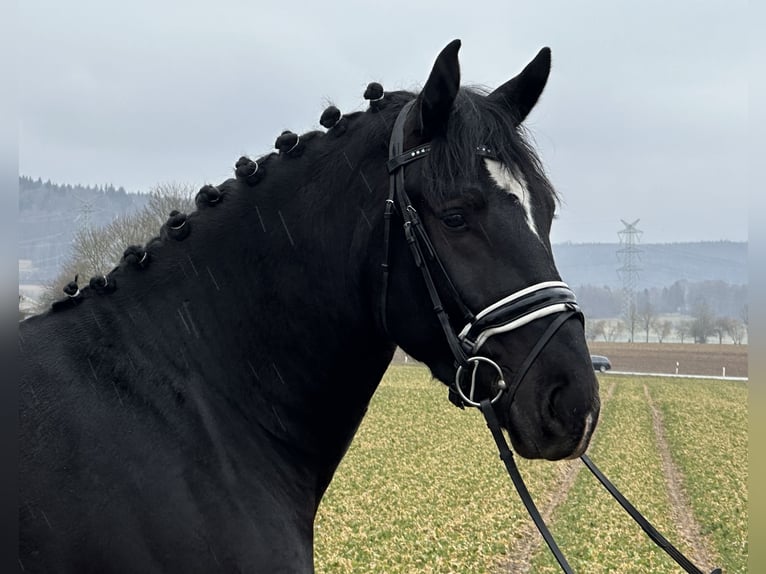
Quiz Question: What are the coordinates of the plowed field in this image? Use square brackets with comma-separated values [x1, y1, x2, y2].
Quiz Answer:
[587, 342, 747, 378]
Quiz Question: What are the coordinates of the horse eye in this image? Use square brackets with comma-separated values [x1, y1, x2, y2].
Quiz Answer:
[442, 213, 467, 229]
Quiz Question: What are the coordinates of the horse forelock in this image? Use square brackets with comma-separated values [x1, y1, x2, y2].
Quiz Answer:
[423, 88, 558, 209]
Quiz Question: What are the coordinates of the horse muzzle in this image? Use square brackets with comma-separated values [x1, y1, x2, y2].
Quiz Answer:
[452, 282, 600, 460]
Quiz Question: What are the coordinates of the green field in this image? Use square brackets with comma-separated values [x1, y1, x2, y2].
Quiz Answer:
[314, 366, 747, 573]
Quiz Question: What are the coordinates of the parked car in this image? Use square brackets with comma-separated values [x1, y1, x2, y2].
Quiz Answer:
[590, 355, 612, 372]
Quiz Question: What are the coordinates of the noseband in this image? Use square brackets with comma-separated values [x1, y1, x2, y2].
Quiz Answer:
[381, 99, 582, 407]
[380, 100, 720, 574]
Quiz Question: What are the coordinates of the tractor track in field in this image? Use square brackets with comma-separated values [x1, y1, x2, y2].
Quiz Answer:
[498, 381, 616, 573]
[642, 384, 720, 572]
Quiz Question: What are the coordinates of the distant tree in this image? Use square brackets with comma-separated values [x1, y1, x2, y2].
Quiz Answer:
[586, 319, 606, 342]
[72, 182, 195, 276]
[36, 182, 196, 313]
[712, 317, 732, 344]
[663, 280, 688, 313]
[725, 318, 747, 345]
[604, 321, 624, 343]
[686, 280, 746, 318]
[689, 300, 715, 344]
[651, 319, 673, 343]
[575, 284, 622, 318]
[623, 300, 639, 343]
[637, 299, 656, 343]
[675, 320, 691, 344]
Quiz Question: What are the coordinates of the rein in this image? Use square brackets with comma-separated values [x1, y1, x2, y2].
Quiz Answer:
[382, 100, 722, 574]
[482, 404, 723, 574]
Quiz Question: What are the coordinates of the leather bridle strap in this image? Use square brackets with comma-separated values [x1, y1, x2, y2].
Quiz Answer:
[476, 309, 720, 574]
[381, 99, 474, 366]
[478, 304, 575, 573]
[500, 310, 576, 406]
[481, 405, 721, 574]
[580, 454, 721, 574]
[480, 398, 574, 573]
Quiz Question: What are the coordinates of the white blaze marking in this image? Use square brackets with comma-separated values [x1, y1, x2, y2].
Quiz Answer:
[484, 158, 540, 239]
[573, 412, 595, 457]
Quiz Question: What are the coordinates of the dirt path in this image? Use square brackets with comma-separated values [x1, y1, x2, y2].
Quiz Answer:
[642, 384, 720, 571]
[498, 381, 616, 573]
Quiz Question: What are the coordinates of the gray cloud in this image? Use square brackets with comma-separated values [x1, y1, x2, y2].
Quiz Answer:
[20, 0, 747, 243]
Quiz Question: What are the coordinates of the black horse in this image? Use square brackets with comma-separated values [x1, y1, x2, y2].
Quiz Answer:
[19, 40, 600, 573]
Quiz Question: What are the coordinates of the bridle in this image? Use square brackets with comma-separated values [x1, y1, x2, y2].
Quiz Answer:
[381, 100, 583, 408]
[380, 99, 721, 574]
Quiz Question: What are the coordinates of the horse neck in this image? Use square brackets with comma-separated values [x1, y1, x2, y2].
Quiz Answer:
[226, 167, 395, 461]
[100, 151, 394, 497]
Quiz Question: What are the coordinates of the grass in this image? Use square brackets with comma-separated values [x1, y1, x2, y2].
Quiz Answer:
[314, 366, 747, 573]
[649, 378, 748, 573]
[531, 379, 679, 574]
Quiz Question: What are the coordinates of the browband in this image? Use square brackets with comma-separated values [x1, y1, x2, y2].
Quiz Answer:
[387, 144, 431, 173]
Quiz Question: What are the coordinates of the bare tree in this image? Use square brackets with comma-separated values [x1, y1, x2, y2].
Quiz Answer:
[675, 320, 691, 344]
[604, 320, 625, 343]
[712, 317, 732, 344]
[689, 300, 715, 343]
[651, 319, 673, 343]
[35, 182, 196, 312]
[586, 319, 606, 342]
[623, 301, 638, 343]
[637, 300, 656, 343]
[141, 182, 197, 225]
[725, 318, 747, 345]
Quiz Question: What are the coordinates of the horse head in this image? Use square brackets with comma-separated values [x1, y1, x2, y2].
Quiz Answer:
[383, 40, 600, 460]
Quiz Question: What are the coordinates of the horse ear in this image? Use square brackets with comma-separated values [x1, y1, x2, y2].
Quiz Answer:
[418, 39, 461, 137]
[488, 47, 551, 125]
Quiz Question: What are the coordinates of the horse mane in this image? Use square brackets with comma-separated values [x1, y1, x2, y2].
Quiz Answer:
[49, 86, 556, 310]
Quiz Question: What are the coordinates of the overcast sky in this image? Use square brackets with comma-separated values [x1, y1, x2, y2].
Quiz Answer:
[19, 0, 747, 244]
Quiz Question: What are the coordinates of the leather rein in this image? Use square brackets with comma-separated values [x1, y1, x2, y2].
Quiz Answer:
[380, 99, 722, 574]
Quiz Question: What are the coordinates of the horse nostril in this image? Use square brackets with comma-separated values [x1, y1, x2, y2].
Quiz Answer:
[547, 382, 587, 427]
[548, 383, 570, 417]
[548, 388, 561, 418]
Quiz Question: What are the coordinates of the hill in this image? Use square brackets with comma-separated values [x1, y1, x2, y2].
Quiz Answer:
[552, 241, 746, 290]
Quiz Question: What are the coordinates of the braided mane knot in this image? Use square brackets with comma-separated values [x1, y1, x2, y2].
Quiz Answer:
[89, 274, 116, 293]
[319, 106, 347, 135]
[52, 274, 83, 310]
[275, 131, 304, 156]
[195, 184, 222, 209]
[123, 245, 149, 268]
[363, 82, 384, 100]
[364, 82, 385, 111]
[235, 156, 262, 185]
[63, 275, 80, 298]
[164, 211, 190, 241]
